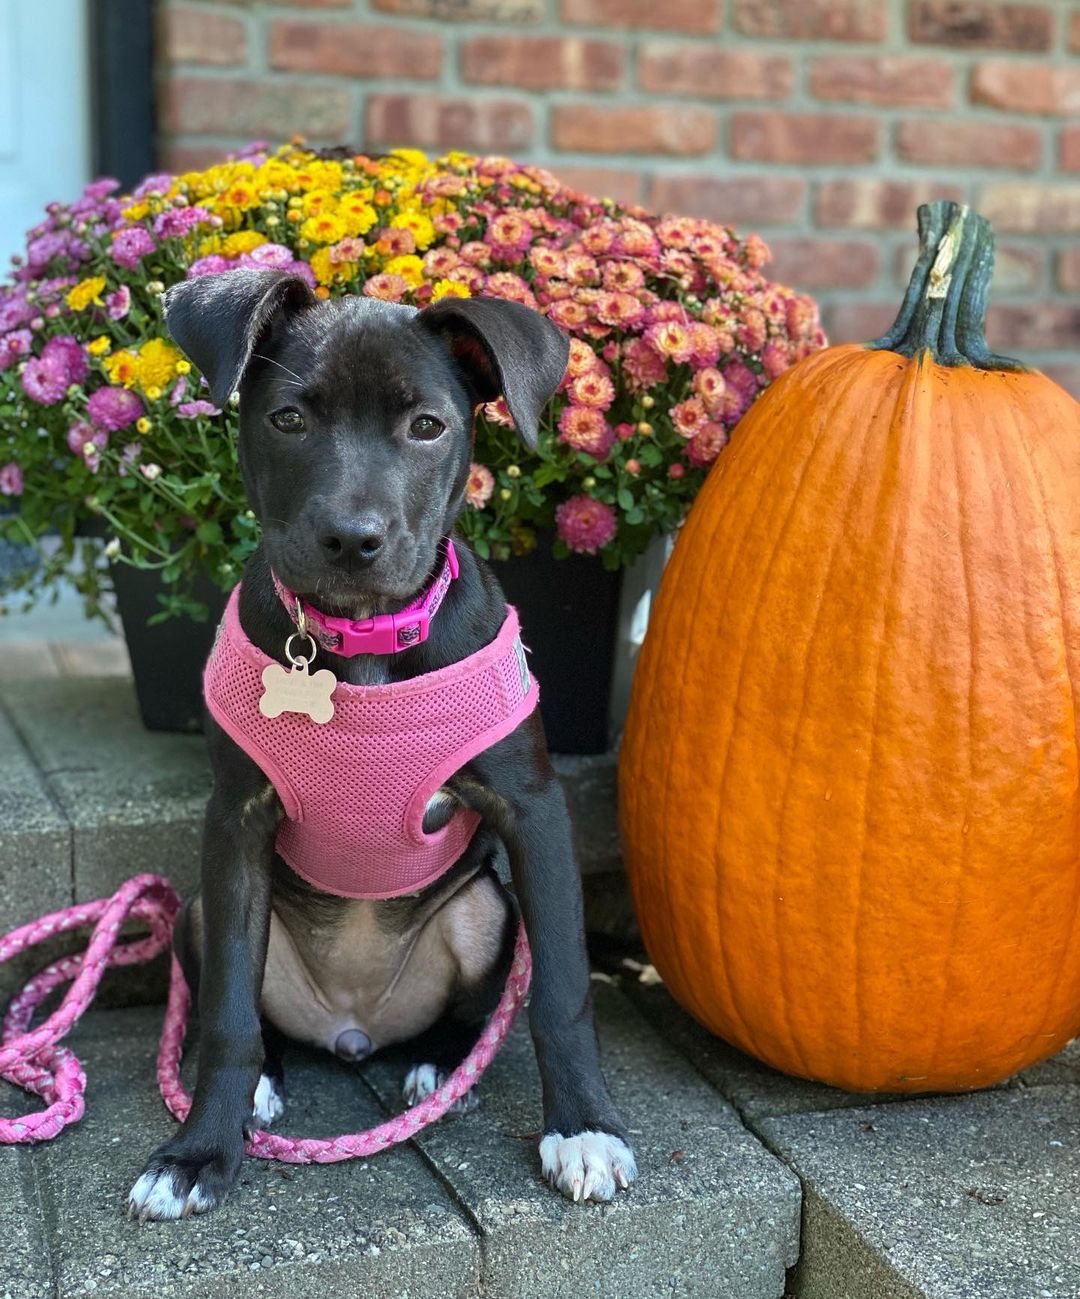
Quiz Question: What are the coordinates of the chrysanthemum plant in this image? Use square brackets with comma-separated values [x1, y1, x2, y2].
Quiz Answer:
[0, 144, 824, 622]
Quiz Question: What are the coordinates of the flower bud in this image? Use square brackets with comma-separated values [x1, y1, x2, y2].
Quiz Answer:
[506, 464, 521, 478]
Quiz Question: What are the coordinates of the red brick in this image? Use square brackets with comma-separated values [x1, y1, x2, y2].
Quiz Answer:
[160, 77, 351, 139]
[1058, 248, 1080, 291]
[731, 112, 879, 165]
[460, 36, 622, 92]
[639, 46, 792, 100]
[824, 301, 898, 344]
[365, 94, 534, 152]
[987, 304, 1080, 351]
[648, 174, 805, 225]
[159, 7, 247, 66]
[971, 62, 1080, 115]
[269, 22, 441, 79]
[1060, 127, 1080, 171]
[909, 1, 1053, 50]
[977, 182, 1080, 232]
[561, 0, 720, 32]
[896, 119, 1042, 169]
[766, 238, 879, 290]
[374, 0, 542, 18]
[815, 178, 966, 228]
[809, 56, 953, 108]
[1043, 364, 1080, 400]
[550, 165, 643, 206]
[159, 143, 238, 173]
[551, 104, 715, 156]
[892, 242, 1044, 293]
[733, 0, 886, 40]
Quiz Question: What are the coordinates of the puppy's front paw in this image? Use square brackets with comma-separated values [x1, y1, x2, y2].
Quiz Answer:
[403, 1062, 478, 1114]
[127, 1140, 242, 1222]
[251, 1073, 285, 1128]
[539, 1130, 637, 1203]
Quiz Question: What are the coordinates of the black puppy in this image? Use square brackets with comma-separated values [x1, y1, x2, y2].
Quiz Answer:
[127, 269, 636, 1220]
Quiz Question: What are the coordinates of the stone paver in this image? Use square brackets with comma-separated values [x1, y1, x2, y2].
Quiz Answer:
[0, 678, 209, 904]
[0, 1132, 53, 1299]
[761, 1087, 1080, 1299]
[364, 981, 801, 1299]
[28, 1009, 479, 1299]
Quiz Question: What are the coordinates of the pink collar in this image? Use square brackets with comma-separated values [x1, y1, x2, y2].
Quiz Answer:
[270, 539, 460, 658]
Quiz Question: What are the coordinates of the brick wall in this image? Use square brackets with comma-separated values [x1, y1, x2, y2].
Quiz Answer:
[157, 0, 1080, 391]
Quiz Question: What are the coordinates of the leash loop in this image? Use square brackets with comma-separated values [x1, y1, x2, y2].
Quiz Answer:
[0, 875, 531, 1159]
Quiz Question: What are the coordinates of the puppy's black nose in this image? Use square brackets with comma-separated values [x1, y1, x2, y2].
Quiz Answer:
[319, 516, 386, 566]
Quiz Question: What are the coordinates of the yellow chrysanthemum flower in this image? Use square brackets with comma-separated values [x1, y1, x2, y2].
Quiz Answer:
[430, 280, 470, 301]
[103, 350, 139, 388]
[86, 336, 111, 357]
[301, 189, 338, 217]
[136, 417, 152, 435]
[136, 339, 182, 392]
[300, 213, 348, 245]
[122, 201, 150, 222]
[221, 230, 267, 256]
[390, 212, 436, 251]
[66, 277, 107, 312]
[339, 196, 378, 236]
[308, 247, 338, 287]
[383, 255, 425, 288]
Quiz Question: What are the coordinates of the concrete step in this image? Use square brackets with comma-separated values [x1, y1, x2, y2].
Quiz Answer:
[627, 983, 1080, 1299]
[2, 986, 800, 1299]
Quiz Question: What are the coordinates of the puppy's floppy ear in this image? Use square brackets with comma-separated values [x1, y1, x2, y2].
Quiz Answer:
[162, 269, 315, 408]
[418, 296, 570, 450]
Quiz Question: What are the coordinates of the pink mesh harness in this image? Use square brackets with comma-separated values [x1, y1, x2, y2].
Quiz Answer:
[203, 587, 539, 900]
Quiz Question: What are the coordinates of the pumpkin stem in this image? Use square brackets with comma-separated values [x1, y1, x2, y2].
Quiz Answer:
[868, 200, 1026, 372]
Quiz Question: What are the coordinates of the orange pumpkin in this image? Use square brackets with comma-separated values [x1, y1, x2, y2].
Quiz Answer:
[619, 201, 1080, 1093]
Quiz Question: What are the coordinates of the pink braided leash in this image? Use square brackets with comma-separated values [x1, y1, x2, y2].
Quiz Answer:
[0, 872, 532, 1159]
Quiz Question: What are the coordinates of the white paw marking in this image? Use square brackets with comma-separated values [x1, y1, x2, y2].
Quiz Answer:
[403, 1062, 477, 1114]
[252, 1073, 285, 1127]
[128, 1170, 214, 1222]
[539, 1131, 637, 1203]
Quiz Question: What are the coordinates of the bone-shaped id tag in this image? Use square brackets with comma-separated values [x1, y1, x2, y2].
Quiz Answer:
[259, 630, 337, 725]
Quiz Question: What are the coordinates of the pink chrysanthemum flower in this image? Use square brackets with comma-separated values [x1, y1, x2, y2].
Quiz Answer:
[565, 337, 600, 380]
[105, 286, 131, 320]
[482, 273, 537, 309]
[569, 371, 615, 411]
[0, 329, 32, 371]
[529, 246, 565, 278]
[21, 355, 67, 405]
[42, 335, 88, 386]
[423, 247, 461, 277]
[656, 216, 695, 250]
[558, 405, 614, 459]
[595, 291, 646, 329]
[738, 309, 768, 354]
[555, 495, 617, 555]
[485, 212, 534, 260]
[602, 261, 646, 293]
[177, 400, 221, 419]
[645, 321, 694, 365]
[761, 340, 792, 380]
[362, 273, 410, 303]
[693, 367, 727, 414]
[483, 396, 515, 429]
[615, 222, 660, 260]
[110, 226, 156, 270]
[685, 421, 729, 469]
[152, 206, 213, 240]
[187, 254, 235, 278]
[671, 397, 709, 439]
[564, 254, 600, 287]
[688, 322, 722, 369]
[621, 337, 667, 391]
[466, 463, 495, 508]
[580, 224, 617, 256]
[373, 227, 415, 258]
[87, 385, 143, 431]
[433, 212, 463, 236]
[67, 420, 108, 460]
[546, 299, 589, 331]
[0, 461, 24, 496]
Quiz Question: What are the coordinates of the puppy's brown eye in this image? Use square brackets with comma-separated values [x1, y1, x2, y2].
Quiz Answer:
[410, 415, 444, 442]
[270, 408, 304, 434]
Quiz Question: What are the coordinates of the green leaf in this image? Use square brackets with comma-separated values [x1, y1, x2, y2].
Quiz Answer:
[196, 521, 223, 545]
[617, 486, 635, 512]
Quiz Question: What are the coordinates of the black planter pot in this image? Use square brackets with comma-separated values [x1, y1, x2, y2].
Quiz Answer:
[111, 563, 226, 733]
[490, 544, 621, 755]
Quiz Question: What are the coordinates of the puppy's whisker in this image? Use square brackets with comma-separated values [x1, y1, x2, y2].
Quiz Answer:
[252, 353, 306, 385]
